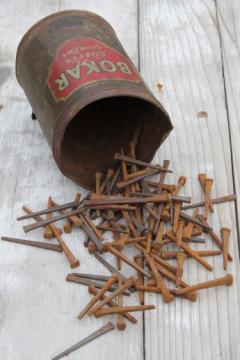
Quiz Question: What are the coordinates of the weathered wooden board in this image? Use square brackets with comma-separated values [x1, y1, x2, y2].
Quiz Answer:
[139, 1, 240, 359]
[0, 1, 142, 359]
[1, 0, 240, 359]
[216, 0, 240, 243]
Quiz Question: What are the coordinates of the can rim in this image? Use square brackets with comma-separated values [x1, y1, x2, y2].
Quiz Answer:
[15, 9, 116, 84]
[53, 86, 173, 189]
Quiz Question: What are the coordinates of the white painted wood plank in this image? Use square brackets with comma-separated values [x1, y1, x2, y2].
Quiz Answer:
[0, 1, 142, 359]
[216, 0, 240, 250]
[139, 1, 240, 359]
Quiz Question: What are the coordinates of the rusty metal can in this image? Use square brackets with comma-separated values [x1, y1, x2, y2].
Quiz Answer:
[16, 10, 173, 189]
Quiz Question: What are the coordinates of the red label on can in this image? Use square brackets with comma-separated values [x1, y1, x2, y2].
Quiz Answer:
[48, 37, 140, 101]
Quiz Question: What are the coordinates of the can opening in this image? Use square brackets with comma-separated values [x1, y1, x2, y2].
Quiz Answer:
[59, 96, 168, 189]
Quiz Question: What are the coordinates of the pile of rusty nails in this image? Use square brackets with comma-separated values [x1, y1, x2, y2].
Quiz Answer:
[1, 140, 236, 357]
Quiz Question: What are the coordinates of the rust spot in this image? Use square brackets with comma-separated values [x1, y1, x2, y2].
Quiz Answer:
[197, 111, 208, 118]
[156, 82, 165, 92]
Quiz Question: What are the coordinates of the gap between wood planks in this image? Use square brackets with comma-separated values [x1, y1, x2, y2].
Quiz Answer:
[215, 0, 240, 257]
[137, 1, 146, 359]
[137, 1, 240, 359]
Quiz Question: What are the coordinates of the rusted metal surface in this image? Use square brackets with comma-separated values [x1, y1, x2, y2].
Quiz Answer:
[16, 10, 173, 189]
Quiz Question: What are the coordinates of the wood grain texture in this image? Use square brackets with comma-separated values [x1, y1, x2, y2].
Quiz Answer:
[0, 1, 142, 360]
[139, 1, 240, 359]
[1, 1, 240, 359]
[216, 0, 240, 242]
